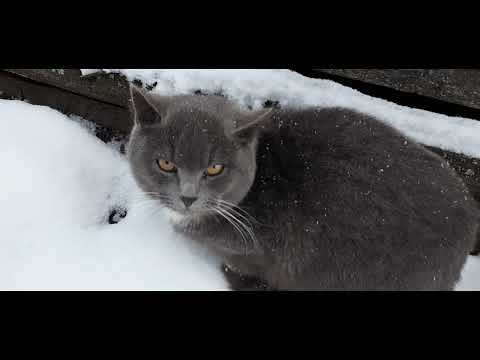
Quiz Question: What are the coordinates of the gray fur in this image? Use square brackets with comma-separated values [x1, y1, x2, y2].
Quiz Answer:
[127, 85, 479, 291]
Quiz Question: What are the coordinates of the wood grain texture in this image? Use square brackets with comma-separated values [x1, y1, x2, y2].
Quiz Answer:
[0, 70, 133, 133]
[4, 69, 131, 107]
[315, 69, 480, 111]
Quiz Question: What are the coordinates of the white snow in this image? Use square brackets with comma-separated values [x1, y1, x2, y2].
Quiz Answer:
[0, 69, 477, 290]
[0, 100, 227, 290]
[79, 69, 98, 76]
[456, 256, 480, 291]
[81, 69, 480, 159]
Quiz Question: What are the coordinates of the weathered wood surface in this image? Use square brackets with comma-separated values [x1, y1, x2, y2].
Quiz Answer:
[4, 69, 130, 107]
[315, 69, 480, 111]
[0, 68, 479, 204]
[0, 70, 133, 133]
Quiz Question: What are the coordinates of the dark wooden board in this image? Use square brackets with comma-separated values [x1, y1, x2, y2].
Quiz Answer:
[4, 69, 130, 107]
[0, 70, 133, 133]
[315, 69, 480, 111]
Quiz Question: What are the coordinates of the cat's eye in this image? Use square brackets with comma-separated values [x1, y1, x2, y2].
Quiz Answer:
[157, 159, 177, 173]
[206, 164, 224, 176]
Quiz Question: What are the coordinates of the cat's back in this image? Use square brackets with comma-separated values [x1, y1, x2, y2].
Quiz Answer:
[250, 106, 478, 290]
[261, 106, 475, 209]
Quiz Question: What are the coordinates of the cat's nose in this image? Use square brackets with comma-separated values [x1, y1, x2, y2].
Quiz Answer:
[181, 196, 198, 208]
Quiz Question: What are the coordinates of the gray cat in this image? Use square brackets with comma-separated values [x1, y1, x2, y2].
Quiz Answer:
[127, 85, 479, 291]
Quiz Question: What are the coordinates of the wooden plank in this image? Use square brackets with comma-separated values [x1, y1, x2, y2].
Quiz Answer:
[0, 70, 133, 133]
[3, 69, 130, 108]
[315, 69, 480, 111]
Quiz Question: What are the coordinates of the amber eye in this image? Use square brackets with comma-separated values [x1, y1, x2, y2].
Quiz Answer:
[157, 159, 177, 172]
[206, 164, 224, 176]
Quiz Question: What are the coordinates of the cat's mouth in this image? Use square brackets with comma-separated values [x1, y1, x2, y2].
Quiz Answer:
[146, 195, 216, 223]
[162, 205, 213, 224]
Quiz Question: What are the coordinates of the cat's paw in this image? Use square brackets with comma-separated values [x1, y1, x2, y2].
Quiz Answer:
[221, 263, 275, 291]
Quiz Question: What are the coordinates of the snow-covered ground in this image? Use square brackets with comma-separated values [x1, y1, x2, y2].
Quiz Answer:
[0, 69, 478, 290]
[0, 100, 227, 290]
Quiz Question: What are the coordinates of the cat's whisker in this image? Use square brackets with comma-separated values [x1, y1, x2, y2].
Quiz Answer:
[211, 205, 250, 255]
[226, 209, 258, 254]
[214, 202, 254, 228]
[129, 199, 163, 208]
[211, 200, 259, 251]
[129, 195, 168, 210]
[132, 202, 161, 214]
[140, 202, 166, 220]
[129, 193, 173, 207]
[151, 205, 168, 220]
[214, 199, 261, 225]
[215, 204, 256, 245]
[133, 192, 172, 200]
[213, 204, 256, 255]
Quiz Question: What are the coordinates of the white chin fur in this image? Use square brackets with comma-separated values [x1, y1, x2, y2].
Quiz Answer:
[162, 207, 187, 224]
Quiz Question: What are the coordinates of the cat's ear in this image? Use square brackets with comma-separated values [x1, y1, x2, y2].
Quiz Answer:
[129, 84, 165, 127]
[232, 107, 274, 144]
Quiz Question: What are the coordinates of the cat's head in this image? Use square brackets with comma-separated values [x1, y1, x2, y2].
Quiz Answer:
[127, 85, 272, 222]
